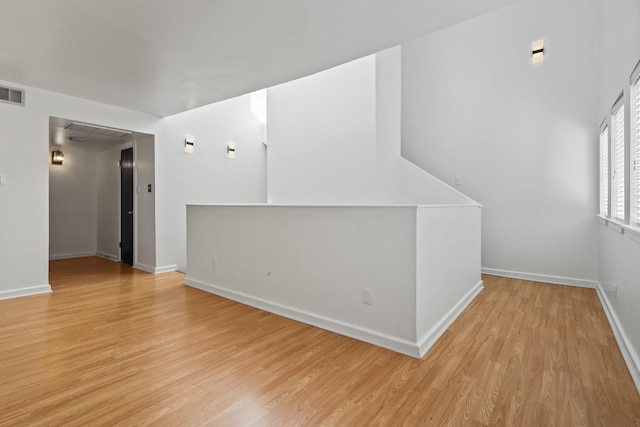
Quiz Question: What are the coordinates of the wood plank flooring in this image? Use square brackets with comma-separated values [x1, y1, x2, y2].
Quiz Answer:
[0, 257, 639, 426]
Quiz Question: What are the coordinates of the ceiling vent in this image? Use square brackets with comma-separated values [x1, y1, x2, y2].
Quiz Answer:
[64, 122, 132, 138]
[0, 85, 25, 106]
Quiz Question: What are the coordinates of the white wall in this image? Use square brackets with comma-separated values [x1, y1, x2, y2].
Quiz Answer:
[185, 202, 482, 357]
[416, 205, 482, 352]
[374, 47, 402, 202]
[155, 94, 267, 272]
[598, 223, 640, 386]
[401, 0, 600, 284]
[185, 205, 419, 354]
[267, 55, 379, 204]
[0, 79, 158, 298]
[135, 135, 156, 271]
[598, 0, 640, 120]
[96, 140, 133, 261]
[49, 145, 97, 259]
[396, 158, 476, 205]
[596, 0, 640, 389]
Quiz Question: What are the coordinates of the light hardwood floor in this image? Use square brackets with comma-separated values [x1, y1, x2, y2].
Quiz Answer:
[0, 257, 639, 426]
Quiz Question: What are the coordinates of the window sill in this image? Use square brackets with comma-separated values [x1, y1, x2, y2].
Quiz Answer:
[597, 215, 640, 243]
[597, 215, 624, 233]
[622, 224, 640, 244]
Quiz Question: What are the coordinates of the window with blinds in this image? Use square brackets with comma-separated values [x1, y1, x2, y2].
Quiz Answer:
[600, 124, 609, 217]
[632, 71, 640, 225]
[611, 96, 625, 221]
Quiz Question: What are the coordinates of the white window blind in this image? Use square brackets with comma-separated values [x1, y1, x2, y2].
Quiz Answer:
[633, 75, 640, 224]
[611, 99, 625, 221]
[600, 124, 609, 217]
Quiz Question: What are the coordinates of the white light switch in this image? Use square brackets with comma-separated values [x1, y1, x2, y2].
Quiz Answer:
[0, 173, 6, 185]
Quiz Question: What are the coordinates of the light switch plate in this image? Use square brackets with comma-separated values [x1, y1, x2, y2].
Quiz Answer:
[363, 289, 373, 305]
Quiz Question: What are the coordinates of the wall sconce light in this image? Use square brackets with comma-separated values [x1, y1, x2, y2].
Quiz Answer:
[227, 142, 236, 159]
[52, 150, 64, 165]
[184, 134, 194, 153]
[531, 40, 544, 64]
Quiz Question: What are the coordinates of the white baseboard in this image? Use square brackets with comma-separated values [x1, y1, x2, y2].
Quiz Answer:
[417, 280, 484, 358]
[96, 252, 119, 262]
[595, 282, 640, 393]
[0, 284, 52, 300]
[134, 263, 156, 274]
[482, 268, 597, 288]
[155, 264, 178, 274]
[184, 276, 421, 358]
[134, 263, 178, 274]
[49, 251, 96, 261]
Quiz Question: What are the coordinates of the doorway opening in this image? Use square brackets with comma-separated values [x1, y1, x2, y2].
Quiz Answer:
[48, 117, 156, 277]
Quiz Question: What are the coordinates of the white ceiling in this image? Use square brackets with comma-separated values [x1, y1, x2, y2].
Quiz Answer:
[1, 0, 517, 117]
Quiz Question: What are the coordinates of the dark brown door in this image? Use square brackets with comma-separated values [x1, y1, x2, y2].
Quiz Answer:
[120, 148, 134, 266]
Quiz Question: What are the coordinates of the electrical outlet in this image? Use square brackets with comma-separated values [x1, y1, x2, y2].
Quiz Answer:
[455, 176, 462, 186]
[613, 284, 618, 299]
[363, 289, 373, 305]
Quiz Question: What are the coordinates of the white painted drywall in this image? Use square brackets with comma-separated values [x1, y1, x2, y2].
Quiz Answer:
[49, 145, 97, 259]
[416, 205, 482, 342]
[598, 224, 640, 384]
[0, 79, 158, 296]
[154, 94, 267, 272]
[267, 55, 379, 204]
[135, 135, 156, 270]
[396, 158, 476, 205]
[96, 143, 122, 260]
[374, 46, 402, 202]
[185, 205, 418, 345]
[598, 0, 640, 121]
[401, 0, 600, 282]
[597, 0, 640, 388]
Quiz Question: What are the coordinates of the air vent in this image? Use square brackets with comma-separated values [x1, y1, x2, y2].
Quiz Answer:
[64, 122, 131, 138]
[0, 85, 25, 106]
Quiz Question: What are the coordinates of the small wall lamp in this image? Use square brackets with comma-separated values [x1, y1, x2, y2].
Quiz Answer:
[52, 150, 64, 165]
[531, 40, 544, 64]
[227, 142, 236, 159]
[184, 134, 195, 154]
